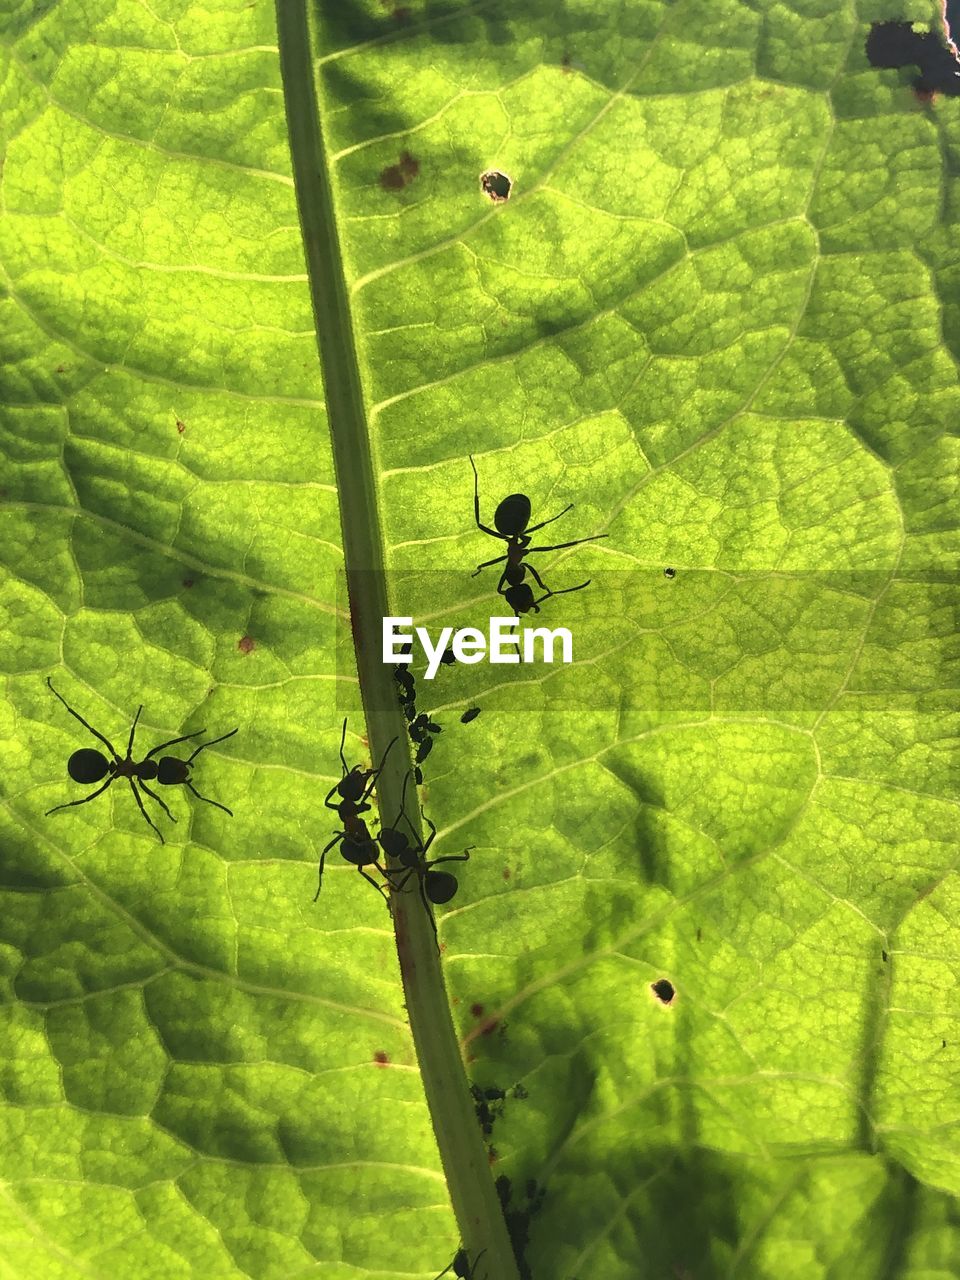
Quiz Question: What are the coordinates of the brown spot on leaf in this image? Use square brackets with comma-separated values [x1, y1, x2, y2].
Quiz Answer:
[380, 150, 420, 191]
[238, 635, 255, 654]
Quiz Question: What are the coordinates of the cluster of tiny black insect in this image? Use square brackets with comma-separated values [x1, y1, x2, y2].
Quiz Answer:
[45, 678, 237, 844]
[393, 645, 480, 785]
[471, 1081, 529, 1139]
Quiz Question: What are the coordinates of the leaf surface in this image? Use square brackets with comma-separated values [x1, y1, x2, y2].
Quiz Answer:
[1, 2, 958, 1278]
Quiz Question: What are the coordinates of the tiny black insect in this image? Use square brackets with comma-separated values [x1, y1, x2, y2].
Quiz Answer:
[45, 678, 237, 843]
[378, 774, 473, 947]
[434, 1246, 487, 1279]
[317, 719, 397, 903]
[664, 566, 676, 579]
[460, 707, 481, 724]
[469, 454, 606, 606]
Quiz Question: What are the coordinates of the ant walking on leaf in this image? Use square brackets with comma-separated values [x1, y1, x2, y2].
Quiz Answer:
[45, 678, 237, 843]
[378, 773, 473, 949]
[469, 455, 607, 613]
[317, 719, 397, 903]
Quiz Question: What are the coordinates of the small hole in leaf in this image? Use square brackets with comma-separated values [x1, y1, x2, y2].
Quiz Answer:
[652, 978, 675, 1004]
[480, 170, 511, 202]
[664, 567, 676, 578]
[176, 419, 186, 434]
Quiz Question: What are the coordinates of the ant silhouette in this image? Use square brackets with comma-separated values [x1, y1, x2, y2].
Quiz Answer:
[469, 454, 607, 604]
[434, 1246, 487, 1280]
[45, 678, 237, 843]
[377, 774, 473, 947]
[317, 719, 397, 903]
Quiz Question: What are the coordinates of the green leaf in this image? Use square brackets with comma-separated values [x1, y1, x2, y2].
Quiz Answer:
[2, 1, 959, 1278]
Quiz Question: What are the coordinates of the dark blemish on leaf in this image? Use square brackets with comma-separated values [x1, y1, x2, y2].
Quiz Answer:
[488, 1145, 499, 1165]
[471, 1003, 484, 1018]
[561, 51, 572, 73]
[176, 419, 186, 434]
[238, 635, 255, 654]
[461, 706, 481, 724]
[182, 579, 194, 589]
[865, 20, 960, 95]
[696, 926, 702, 942]
[55, 364, 67, 373]
[943, 1039, 948, 1048]
[374, 1050, 389, 1065]
[480, 170, 511, 202]
[664, 566, 676, 578]
[479, 1017, 501, 1038]
[882, 949, 888, 962]
[513, 1083, 528, 1100]
[652, 978, 675, 1004]
[380, 149, 420, 190]
[502, 866, 511, 880]
[378, 0, 411, 22]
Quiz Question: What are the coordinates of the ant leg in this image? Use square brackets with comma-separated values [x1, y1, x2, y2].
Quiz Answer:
[418, 875, 441, 952]
[314, 833, 341, 901]
[185, 780, 233, 816]
[398, 805, 436, 857]
[524, 561, 549, 591]
[45, 774, 116, 816]
[358, 867, 391, 903]
[428, 847, 473, 868]
[128, 778, 165, 843]
[47, 678, 121, 760]
[138, 778, 177, 823]
[472, 551, 508, 578]
[359, 736, 398, 804]
[470, 455, 508, 540]
[524, 503, 574, 535]
[185, 727, 238, 764]
[144, 729, 205, 761]
[531, 580, 591, 608]
[525, 533, 609, 554]
[125, 706, 144, 760]
[337, 718, 349, 775]
[387, 867, 415, 893]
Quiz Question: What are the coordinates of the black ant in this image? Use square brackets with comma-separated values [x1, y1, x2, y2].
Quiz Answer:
[469, 454, 607, 604]
[434, 1246, 487, 1279]
[377, 775, 473, 947]
[45, 678, 237, 843]
[317, 719, 397, 903]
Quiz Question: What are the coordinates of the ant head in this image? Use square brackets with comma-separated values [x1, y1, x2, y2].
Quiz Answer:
[377, 826, 410, 860]
[67, 748, 109, 785]
[426, 869, 459, 905]
[503, 583, 537, 614]
[340, 831, 378, 867]
[156, 757, 188, 785]
[494, 493, 532, 537]
[338, 767, 368, 802]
